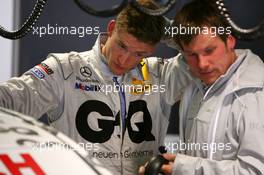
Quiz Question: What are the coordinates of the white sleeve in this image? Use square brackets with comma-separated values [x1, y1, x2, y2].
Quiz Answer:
[0, 55, 65, 119]
[145, 54, 191, 119]
[159, 54, 191, 105]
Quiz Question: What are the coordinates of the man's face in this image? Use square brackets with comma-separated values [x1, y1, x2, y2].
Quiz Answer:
[102, 20, 156, 75]
[182, 32, 236, 85]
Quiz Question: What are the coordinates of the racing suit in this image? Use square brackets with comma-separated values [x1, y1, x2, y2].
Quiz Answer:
[172, 49, 264, 174]
[0, 33, 190, 175]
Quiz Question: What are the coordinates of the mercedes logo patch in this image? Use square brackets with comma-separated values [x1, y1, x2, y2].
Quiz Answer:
[80, 66, 92, 77]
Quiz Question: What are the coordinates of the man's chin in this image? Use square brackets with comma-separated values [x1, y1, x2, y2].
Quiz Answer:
[201, 78, 217, 86]
[112, 69, 125, 76]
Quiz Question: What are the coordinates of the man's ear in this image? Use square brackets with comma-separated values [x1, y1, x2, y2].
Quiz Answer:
[226, 34, 236, 50]
[107, 20, 116, 37]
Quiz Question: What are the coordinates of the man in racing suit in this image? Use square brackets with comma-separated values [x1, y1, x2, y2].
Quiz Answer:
[0, 0, 190, 174]
[139, 1, 264, 174]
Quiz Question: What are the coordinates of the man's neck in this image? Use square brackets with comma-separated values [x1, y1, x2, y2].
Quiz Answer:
[101, 44, 106, 58]
[229, 48, 238, 63]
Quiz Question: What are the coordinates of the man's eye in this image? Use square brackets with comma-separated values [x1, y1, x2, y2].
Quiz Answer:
[205, 48, 214, 55]
[118, 43, 126, 49]
[188, 53, 197, 57]
[136, 53, 144, 58]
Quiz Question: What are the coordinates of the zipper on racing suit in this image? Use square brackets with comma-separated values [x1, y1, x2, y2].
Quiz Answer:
[113, 77, 127, 134]
[113, 76, 126, 175]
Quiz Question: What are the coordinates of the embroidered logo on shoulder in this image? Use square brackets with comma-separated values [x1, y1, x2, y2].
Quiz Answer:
[30, 63, 53, 79]
[37, 63, 54, 75]
[30, 67, 45, 79]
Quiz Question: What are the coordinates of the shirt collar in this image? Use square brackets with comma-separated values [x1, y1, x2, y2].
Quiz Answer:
[185, 50, 247, 97]
[208, 50, 246, 90]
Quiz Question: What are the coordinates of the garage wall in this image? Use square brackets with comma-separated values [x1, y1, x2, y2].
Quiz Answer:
[0, 0, 14, 82]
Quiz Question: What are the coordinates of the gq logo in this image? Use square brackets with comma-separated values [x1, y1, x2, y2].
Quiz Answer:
[75, 100, 155, 143]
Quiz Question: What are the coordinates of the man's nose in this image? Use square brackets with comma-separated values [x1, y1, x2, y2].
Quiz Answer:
[119, 52, 131, 65]
[198, 56, 210, 70]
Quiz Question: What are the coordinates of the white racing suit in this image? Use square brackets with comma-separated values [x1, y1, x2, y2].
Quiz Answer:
[0, 34, 190, 175]
[172, 49, 264, 175]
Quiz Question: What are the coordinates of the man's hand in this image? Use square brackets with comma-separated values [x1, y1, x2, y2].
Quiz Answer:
[138, 153, 176, 175]
[160, 153, 176, 175]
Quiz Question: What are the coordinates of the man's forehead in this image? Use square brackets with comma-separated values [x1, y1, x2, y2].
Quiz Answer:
[116, 33, 155, 53]
[183, 34, 218, 50]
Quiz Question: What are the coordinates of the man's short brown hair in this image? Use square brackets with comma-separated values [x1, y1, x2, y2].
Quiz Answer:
[172, 0, 231, 48]
[115, 0, 165, 45]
